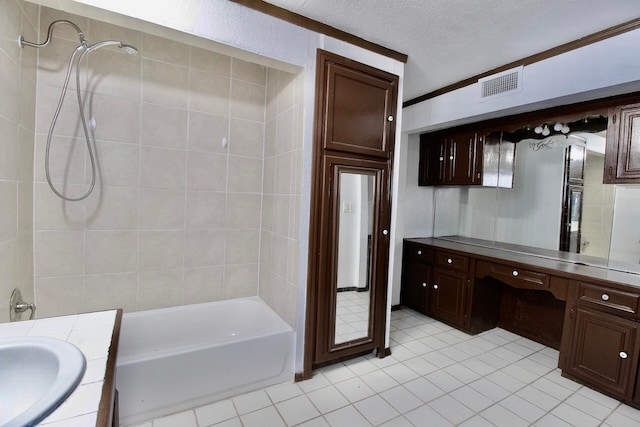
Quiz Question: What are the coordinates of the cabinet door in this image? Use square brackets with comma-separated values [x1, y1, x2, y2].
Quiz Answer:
[445, 132, 482, 185]
[419, 135, 445, 186]
[566, 307, 640, 400]
[605, 103, 640, 183]
[401, 261, 431, 314]
[429, 268, 467, 327]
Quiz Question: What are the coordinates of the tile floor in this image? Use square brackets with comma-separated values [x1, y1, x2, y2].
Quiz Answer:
[130, 307, 640, 427]
[335, 290, 370, 344]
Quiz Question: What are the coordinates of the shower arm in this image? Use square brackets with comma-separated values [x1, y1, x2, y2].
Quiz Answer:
[19, 19, 87, 49]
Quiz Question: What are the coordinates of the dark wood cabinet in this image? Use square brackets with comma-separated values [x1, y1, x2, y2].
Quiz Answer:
[401, 261, 431, 313]
[605, 103, 640, 183]
[565, 307, 640, 400]
[401, 242, 469, 329]
[419, 132, 482, 186]
[430, 268, 467, 327]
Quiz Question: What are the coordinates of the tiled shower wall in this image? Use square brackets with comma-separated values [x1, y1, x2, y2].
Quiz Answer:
[0, 0, 36, 322]
[29, 7, 302, 324]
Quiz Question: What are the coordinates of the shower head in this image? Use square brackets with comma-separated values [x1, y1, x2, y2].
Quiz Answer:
[120, 43, 138, 55]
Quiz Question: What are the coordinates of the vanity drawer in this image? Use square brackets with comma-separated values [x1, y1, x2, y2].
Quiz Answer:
[404, 242, 433, 263]
[577, 282, 640, 316]
[435, 251, 469, 272]
[490, 263, 549, 289]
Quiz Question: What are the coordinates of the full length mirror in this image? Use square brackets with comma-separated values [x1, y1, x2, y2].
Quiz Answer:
[433, 115, 640, 274]
[334, 172, 374, 345]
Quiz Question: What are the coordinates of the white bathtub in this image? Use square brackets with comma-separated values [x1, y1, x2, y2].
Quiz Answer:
[116, 297, 295, 426]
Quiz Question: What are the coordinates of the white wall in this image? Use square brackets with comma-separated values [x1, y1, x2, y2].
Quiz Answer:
[609, 186, 640, 267]
[29, 0, 405, 373]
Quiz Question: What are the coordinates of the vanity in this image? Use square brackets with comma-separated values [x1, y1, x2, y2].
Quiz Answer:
[0, 310, 122, 426]
[402, 236, 640, 407]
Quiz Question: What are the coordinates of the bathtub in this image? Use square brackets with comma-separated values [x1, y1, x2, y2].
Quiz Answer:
[116, 297, 295, 426]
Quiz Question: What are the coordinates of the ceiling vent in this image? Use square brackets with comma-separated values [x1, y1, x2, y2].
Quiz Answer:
[478, 66, 523, 101]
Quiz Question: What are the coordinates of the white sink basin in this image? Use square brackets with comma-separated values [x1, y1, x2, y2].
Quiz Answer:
[0, 337, 86, 427]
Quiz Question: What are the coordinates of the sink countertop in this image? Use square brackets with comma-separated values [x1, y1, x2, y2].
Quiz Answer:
[0, 310, 118, 426]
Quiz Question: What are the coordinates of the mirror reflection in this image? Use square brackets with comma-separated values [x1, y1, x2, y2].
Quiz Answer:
[433, 115, 640, 274]
[334, 172, 374, 345]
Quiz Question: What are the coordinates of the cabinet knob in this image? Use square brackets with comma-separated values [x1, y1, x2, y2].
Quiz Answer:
[449, 155, 454, 160]
[601, 294, 610, 301]
[417, 250, 422, 255]
[388, 115, 394, 122]
[512, 270, 519, 277]
[447, 258, 453, 264]
[439, 157, 444, 161]
[620, 351, 628, 359]
[433, 284, 439, 290]
[422, 283, 427, 288]
[383, 229, 388, 236]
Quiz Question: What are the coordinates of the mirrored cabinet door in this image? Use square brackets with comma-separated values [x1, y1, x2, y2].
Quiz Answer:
[314, 155, 390, 364]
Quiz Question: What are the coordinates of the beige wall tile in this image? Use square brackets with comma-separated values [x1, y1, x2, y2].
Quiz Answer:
[0, 240, 17, 306]
[271, 234, 289, 277]
[85, 185, 138, 230]
[88, 18, 142, 51]
[0, 0, 23, 64]
[189, 69, 230, 116]
[142, 59, 189, 108]
[229, 118, 264, 158]
[190, 47, 231, 76]
[0, 115, 18, 180]
[231, 80, 265, 122]
[224, 263, 258, 299]
[138, 230, 184, 270]
[35, 275, 85, 318]
[142, 103, 188, 149]
[35, 84, 82, 136]
[88, 46, 141, 101]
[183, 266, 224, 304]
[273, 195, 291, 237]
[225, 229, 260, 264]
[184, 229, 225, 268]
[264, 119, 277, 158]
[34, 183, 85, 230]
[92, 141, 139, 187]
[232, 58, 266, 86]
[17, 128, 35, 182]
[275, 152, 293, 194]
[227, 156, 262, 193]
[137, 269, 182, 310]
[35, 230, 85, 277]
[188, 111, 228, 153]
[140, 146, 186, 189]
[0, 49, 20, 122]
[84, 272, 137, 313]
[139, 188, 185, 230]
[186, 151, 227, 191]
[34, 134, 86, 186]
[85, 230, 137, 274]
[185, 191, 226, 229]
[142, 33, 189, 67]
[90, 93, 141, 143]
[261, 195, 274, 233]
[275, 108, 294, 155]
[226, 193, 262, 229]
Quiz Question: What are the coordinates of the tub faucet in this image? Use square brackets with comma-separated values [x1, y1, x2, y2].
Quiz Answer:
[10, 288, 36, 321]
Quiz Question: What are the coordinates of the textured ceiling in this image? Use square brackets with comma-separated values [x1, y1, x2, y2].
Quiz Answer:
[263, 0, 640, 101]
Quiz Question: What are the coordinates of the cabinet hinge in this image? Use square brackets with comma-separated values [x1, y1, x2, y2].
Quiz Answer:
[612, 113, 617, 125]
[609, 166, 613, 176]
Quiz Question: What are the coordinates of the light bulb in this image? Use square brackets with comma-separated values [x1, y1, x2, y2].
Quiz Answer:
[553, 122, 563, 132]
[541, 125, 550, 136]
[534, 126, 543, 134]
[561, 125, 570, 134]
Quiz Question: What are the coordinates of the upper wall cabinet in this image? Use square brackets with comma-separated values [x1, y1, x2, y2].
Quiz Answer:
[419, 131, 483, 185]
[605, 103, 640, 184]
[320, 58, 398, 158]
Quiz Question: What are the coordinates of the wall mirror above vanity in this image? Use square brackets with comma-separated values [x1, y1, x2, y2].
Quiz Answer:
[421, 94, 640, 275]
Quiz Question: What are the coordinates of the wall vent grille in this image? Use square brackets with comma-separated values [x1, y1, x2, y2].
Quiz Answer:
[479, 66, 523, 100]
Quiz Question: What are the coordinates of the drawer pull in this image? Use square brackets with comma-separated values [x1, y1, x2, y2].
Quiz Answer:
[512, 270, 519, 277]
[422, 283, 427, 288]
[601, 294, 610, 301]
[417, 250, 422, 255]
[433, 284, 439, 290]
[620, 351, 628, 359]
[447, 258, 453, 264]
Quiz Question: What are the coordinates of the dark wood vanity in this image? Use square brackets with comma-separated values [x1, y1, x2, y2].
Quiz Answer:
[401, 237, 640, 407]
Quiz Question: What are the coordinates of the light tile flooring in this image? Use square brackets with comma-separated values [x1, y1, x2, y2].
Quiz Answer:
[130, 307, 640, 427]
[335, 290, 370, 344]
